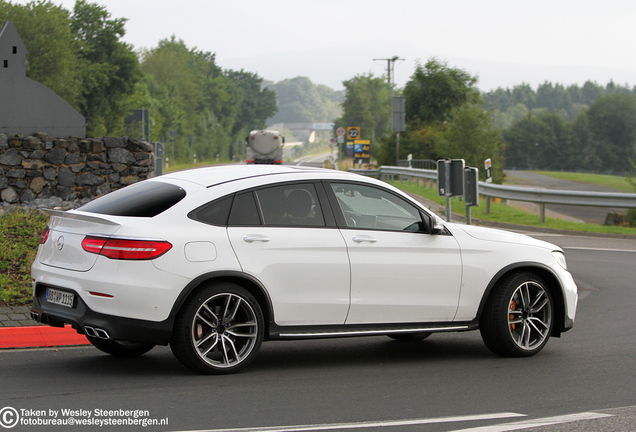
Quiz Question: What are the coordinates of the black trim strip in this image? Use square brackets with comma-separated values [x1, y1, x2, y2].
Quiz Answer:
[268, 321, 477, 340]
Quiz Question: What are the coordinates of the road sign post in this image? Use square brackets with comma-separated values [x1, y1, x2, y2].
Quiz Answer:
[437, 159, 465, 222]
[485, 158, 492, 183]
[464, 167, 479, 225]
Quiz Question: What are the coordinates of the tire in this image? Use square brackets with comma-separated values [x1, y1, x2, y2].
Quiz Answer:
[170, 282, 264, 374]
[87, 337, 155, 358]
[388, 332, 432, 342]
[480, 271, 554, 357]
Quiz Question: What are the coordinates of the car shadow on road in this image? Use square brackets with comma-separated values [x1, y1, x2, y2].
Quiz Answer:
[249, 334, 495, 373]
[15, 333, 513, 378]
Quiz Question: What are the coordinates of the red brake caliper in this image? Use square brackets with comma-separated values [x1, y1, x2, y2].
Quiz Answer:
[509, 300, 517, 330]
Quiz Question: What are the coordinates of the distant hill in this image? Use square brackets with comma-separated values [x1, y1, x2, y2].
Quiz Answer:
[265, 76, 344, 126]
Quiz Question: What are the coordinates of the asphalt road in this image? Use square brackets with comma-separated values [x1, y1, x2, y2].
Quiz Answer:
[1, 233, 635, 431]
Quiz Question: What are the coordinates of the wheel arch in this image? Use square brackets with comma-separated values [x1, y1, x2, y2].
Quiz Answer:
[477, 262, 566, 337]
[169, 271, 275, 340]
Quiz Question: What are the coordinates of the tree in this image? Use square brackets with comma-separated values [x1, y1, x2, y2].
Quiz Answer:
[334, 73, 391, 146]
[226, 69, 278, 136]
[376, 58, 503, 175]
[266, 76, 344, 124]
[71, 0, 140, 136]
[502, 112, 575, 170]
[438, 104, 505, 182]
[585, 93, 636, 173]
[403, 58, 479, 124]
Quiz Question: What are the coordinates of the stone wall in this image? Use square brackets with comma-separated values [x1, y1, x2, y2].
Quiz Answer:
[0, 133, 155, 205]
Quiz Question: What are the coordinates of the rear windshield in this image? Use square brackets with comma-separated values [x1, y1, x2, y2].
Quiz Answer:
[79, 181, 186, 217]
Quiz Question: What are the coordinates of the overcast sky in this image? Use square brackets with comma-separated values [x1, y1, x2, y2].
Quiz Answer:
[21, 0, 636, 92]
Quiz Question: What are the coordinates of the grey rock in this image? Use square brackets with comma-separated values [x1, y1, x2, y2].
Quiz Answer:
[20, 189, 35, 202]
[77, 172, 104, 186]
[6, 169, 26, 178]
[108, 147, 136, 165]
[65, 152, 81, 164]
[57, 166, 76, 187]
[43, 147, 67, 165]
[43, 167, 57, 181]
[1, 187, 18, 203]
[103, 137, 126, 148]
[0, 148, 22, 165]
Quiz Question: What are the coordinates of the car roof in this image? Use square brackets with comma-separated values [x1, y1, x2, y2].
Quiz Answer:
[155, 165, 351, 188]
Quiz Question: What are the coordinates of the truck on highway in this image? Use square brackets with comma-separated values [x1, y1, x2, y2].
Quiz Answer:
[245, 130, 285, 164]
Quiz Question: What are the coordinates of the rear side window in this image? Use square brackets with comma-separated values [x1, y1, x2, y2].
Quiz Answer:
[189, 195, 233, 226]
[79, 181, 186, 217]
[255, 183, 325, 227]
[228, 192, 261, 226]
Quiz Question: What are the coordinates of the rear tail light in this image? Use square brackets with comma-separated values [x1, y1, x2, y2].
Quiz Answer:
[40, 226, 50, 244]
[82, 236, 172, 260]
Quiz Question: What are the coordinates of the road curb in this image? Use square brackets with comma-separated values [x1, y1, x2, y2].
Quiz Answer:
[0, 324, 89, 349]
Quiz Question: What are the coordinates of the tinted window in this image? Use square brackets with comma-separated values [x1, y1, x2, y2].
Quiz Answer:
[228, 192, 261, 226]
[79, 181, 186, 217]
[189, 195, 233, 226]
[330, 183, 422, 231]
[255, 184, 325, 227]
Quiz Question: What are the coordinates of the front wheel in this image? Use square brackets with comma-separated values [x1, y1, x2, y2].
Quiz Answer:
[87, 337, 155, 358]
[170, 283, 264, 374]
[480, 272, 554, 357]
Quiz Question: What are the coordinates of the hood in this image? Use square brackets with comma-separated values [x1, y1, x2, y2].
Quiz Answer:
[449, 223, 561, 251]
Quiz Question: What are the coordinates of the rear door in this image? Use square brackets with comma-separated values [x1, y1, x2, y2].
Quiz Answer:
[227, 182, 351, 326]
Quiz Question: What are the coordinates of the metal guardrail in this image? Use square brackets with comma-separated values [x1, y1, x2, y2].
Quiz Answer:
[350, 166, 636, 223]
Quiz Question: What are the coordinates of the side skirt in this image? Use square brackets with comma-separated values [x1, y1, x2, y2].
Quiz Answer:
[268, 322, 478, 341]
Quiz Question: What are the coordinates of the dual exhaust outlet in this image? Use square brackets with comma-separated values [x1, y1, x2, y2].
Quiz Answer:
[84, 326, 110, 340]
[30, 311, 111, 340]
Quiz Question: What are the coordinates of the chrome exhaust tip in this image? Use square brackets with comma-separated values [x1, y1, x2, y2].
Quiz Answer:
[30, 311, 40, 322]
[95, 328, 110, 339]
[84, 326, 97, 338]
[85, 326, 110, 339]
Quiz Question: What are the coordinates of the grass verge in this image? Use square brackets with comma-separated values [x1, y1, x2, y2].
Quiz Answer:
[0, 210, 49, 307]
[389, 180, 636, 236]
[531, 171, 635, 193]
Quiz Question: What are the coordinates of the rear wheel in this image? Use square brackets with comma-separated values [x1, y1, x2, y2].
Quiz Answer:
[87, 337, 155, 358]
[388, 332, 431, 342]
[480, 272, 554, 357]
[171, 282, 264, 374]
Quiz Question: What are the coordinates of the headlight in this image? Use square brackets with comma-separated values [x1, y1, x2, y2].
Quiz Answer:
[552, 251, 567, 270]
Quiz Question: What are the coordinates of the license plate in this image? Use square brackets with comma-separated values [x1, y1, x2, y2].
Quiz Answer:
[45, 288, 75, 308]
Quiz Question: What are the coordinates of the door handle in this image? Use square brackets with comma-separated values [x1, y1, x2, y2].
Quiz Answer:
[243, 235, 270, 243]
[352, 236, 377, 243]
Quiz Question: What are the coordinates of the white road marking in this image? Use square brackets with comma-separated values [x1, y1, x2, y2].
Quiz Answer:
[448, 411, 614, 432]
[564, 246, 636, 253]
[172, 412, 526, 432]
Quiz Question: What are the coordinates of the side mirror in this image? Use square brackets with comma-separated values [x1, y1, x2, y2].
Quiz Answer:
[423, 212, 444, 235]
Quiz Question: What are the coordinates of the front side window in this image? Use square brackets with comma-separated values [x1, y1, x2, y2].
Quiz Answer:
[330, 183, 423, 231]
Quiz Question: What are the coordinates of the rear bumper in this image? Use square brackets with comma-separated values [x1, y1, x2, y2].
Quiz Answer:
[31, 284, 173, 345]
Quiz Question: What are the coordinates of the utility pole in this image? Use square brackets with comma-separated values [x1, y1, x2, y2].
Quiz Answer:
[373, 56, 404, 95]
[375, 56, 405, 164]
